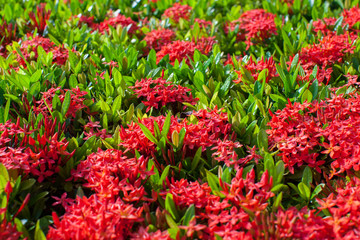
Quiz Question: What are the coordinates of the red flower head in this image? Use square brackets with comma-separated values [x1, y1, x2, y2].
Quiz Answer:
[143, 28, 176, 54]
[226, 9, 277, 49]
[47, 195, 144, 239]
[234, 56, 278, 83]
[130, 75, 198, 112]
[28, 3, 51, 34]
[342, 6, 360, 29]
[162, 3, 192, 23]
[98, 14, 139, 35]
[193, 18, 212, 29]
[156, 40, 196, 65]
[298, 33, 356, 84]
[13, 36, 70, 68]
[312, 17, 338, 35]
[0, 21, 17, 57]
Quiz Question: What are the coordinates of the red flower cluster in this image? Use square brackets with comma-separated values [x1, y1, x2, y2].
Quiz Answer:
[14, 36, 69, 67]
[0, 117, 74, 182]
[83, 118, 111, 140]
[159, 169, 274, 239]
[97, 14, 139, 35]
[143, 29, 176, 54]
[33, 86, 91, 118]
[226, 9, 277, 48]
[0, 21, 17, 58]
[47, 195, 144, 239]
[156, 40, 195, 65]
[342, 6, 360, 29]
[312, 17, 338, 35]
[130, 76, 198, 112]
[156, 37, 216, 65]
[298, 33, 356, 83]
[268, 93, 360, 175]
[28, 3, 51, 34]
[162, 3, 192, 23]
[119, 108, 247, 168]
[73, 149, 154, 201]
[193, 18, 212, 29]
[234, 56, 278, 83]
[160, 179, 220, 209]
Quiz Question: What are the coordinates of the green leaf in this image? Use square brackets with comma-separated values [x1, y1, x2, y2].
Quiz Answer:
[159, 165, 170, 185]
[165, 193, 179, 220]
[298, 182, 311, 201]
[191, 147, 202, 172]
[20, 179, 36, 191]
[182, 204, 195, 226]
[161, 112, 172, 138]
[206, 170, 220, 193]
[61, 91, 71, 117]
[0, 164, 9, 181]
[4, 99, 10, 122]
[112, 95, 122, 115]
[30, 70, 42, 83]
[273, 192, 283, 212]
[264, 153, 275, 176]
[34, 221, 46, 240]
[165, 214, 179, 233]
[302, 166, 313, 188]
[311, 183, 325, 199]
[138, 123, 158, 144]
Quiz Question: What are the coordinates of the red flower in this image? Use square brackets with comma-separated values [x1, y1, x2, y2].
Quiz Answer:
[162, 3, 192, 23]
[33, 87, 91, 118]
[156, 40, 196, 65]
[143, 28, 176, 54]
[130, 75, 198, 112]
[312, 17, 338, 35]
[267, 93, 360, 175]
[234, 56, 278, 83]
[47, 195, 144, 239]
[297, 33, 356, 84]
[28, 3, 51, 34]
[193, 18, 212, 29]
[225, 9, 277, 49]
[97, 14, 139, 35]
[0, 21, 17, 58]
[342, 6, 360, 29]
[13, 36, 70, 68]
[73, 149, 154, 199]
[156, 38, 216, 65]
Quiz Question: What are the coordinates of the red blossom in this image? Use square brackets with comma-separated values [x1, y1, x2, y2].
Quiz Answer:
[28, 3, 51, 34]
[73, 149, 154, 201]
[156, 40, 196, 65]
[47, 195, 144, 239]
[225, 9, 277, 48]
[193, 18, 212, 29]
[162, 3, 192, 23]
[0, 20, 17, 57]
[267, 93, 360, 175]
[130, 76, 198, 112]
[234, 56, 278, 83]
[312, 17, 338, 35]
[143, 28, 176, 54]
[97, 14, 139, 35]
[33, 86, 91, 118]
[297, 33, 356, 84]
[13, 36, 70, 68]
[0, 117, 74, 182]
[342, 6, 360, 29]
[156, 38, 217, 65]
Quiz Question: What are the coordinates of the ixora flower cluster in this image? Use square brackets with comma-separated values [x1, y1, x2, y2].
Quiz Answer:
[2, 0, 360, 239]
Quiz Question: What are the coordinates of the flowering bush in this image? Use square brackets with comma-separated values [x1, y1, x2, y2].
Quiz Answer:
[1, 0, 360, 239]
